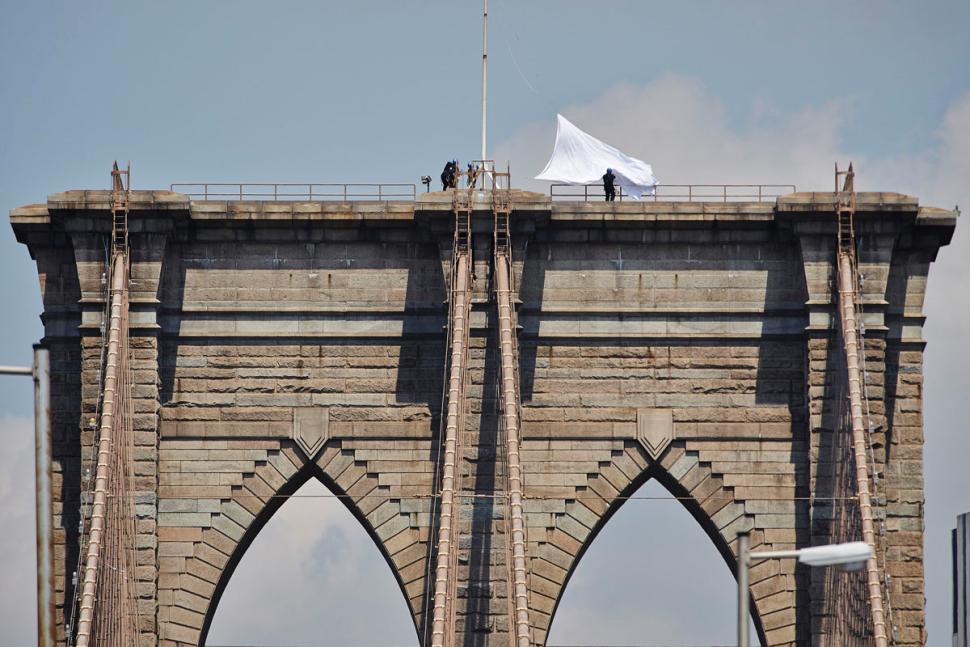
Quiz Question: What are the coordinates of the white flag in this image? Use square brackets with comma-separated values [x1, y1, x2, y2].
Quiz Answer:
[535, 114, 658, 198]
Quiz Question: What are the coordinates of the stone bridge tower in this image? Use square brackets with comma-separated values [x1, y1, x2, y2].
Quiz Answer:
[11, 186, 955, 646]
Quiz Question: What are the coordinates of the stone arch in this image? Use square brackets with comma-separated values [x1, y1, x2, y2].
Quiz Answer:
[157, 439, 430, 647]
[546, 479, 742, 645]
[525, 441, 801, 647]
[198, 458, 317, 644]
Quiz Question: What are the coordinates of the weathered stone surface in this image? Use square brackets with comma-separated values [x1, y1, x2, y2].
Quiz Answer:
[291, 406, 329, 459]
[11, 190, 954, 647]
[636, 407, 674, 459]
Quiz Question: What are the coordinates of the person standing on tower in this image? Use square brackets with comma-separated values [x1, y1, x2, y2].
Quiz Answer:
[441, 160, 456, 191]
[603, 167, 616, 202]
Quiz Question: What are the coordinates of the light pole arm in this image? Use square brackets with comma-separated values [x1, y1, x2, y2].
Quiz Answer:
[749, 549, 801, 561]
[0, 365, 32, 375]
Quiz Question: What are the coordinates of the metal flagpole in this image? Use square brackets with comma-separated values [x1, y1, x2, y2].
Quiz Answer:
[481, 0, 488, 164]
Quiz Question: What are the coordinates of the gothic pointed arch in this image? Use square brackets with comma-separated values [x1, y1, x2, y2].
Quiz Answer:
[547, 479, 742, 644]
[157, 440, 431, 646]
[205, 477, 419, 645]
[523, 441, 805, 646]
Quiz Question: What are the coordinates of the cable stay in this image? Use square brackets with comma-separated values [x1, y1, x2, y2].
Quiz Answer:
[429, 187, 474, 647]
[69, 162, 141, 647]
[490, 166, 532, 647]
[832, 163, 891, 646]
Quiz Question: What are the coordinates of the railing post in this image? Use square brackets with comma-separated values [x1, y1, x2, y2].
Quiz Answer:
[343, 184, 347, 201]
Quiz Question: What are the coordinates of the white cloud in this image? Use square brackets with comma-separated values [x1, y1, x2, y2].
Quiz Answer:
[2, 77, 967, 647]
[206, 478, 419, 646]
[498, 77, 970, 646]
[548, 481, 740, 646]
[495, 74, 852, 193]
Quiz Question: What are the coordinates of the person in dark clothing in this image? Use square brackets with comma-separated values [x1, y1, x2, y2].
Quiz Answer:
[441, 161, 455, 190]
[603, 168, 616, 202]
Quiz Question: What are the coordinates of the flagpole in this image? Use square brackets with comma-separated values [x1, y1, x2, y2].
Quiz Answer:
[481, 0, 488, 166]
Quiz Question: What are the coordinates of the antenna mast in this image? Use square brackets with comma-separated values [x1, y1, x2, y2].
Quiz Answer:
[481, 0, 488, 163]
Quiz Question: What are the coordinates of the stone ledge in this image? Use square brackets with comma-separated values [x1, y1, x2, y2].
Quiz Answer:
[48, 190, 189, 212]
[12, 189, 956, 234]
[776, 191, 918, 212]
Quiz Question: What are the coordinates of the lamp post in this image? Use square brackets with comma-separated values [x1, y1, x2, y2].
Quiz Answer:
[1, 346, 53, 647]
[737, 531, 872, 647]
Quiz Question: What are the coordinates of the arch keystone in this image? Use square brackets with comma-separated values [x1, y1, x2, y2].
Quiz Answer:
[292, 407, 329, 460]
[636, 407, 674, 459]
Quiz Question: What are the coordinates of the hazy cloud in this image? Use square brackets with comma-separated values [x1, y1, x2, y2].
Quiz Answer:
[498, 76, 970, 645]
[495, 74, 852, 193]
[209, 80, 969, 645]
[0, 415, 38, 647]
[207, 479, 418, 647]
[548, 481, 744, 646]
[2, 78, 967, 646]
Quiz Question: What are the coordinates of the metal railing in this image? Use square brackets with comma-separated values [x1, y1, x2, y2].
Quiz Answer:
[170, 183, 416, 201]
[550, 183, 796, 202]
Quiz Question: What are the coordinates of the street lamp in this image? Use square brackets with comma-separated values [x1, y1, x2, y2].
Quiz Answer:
[737, 531, 872, 647]
[1, 346, 53, 647]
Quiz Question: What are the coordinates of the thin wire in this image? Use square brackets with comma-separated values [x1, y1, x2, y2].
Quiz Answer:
[206, 644, 742, 647]
[505, 37, 540, 95]
[145, 492, 851, 502]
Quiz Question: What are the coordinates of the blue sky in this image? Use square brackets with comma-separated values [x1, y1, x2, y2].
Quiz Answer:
[1, 1, 968, 645]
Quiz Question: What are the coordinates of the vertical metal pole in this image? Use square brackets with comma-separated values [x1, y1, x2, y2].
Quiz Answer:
[738, 532, 750, 647]
[33, 345, 54, 647]
[481, 0, 488, 163]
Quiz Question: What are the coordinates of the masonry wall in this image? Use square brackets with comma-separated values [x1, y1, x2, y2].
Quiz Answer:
[11, 191, 954, 647]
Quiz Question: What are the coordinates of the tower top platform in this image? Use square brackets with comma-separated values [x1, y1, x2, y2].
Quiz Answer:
[9, 189, 959, 239]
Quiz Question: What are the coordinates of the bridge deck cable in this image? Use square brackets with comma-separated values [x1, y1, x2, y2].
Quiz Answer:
[491, 165, 533, 647]
[822, 163, 890, 646]
[428, 187, 474, 647]
[71, 162, 142, 647]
